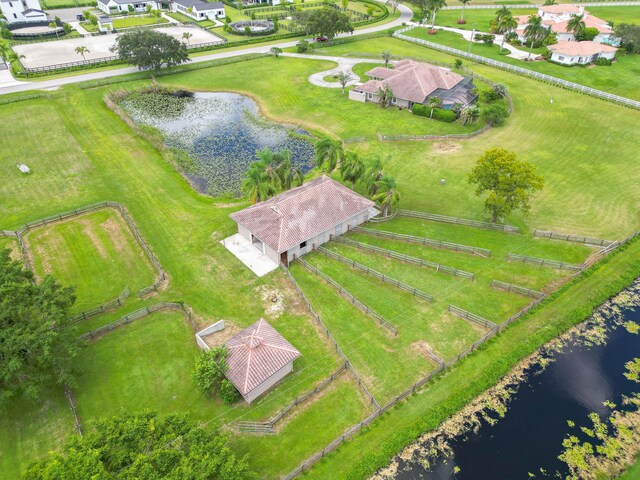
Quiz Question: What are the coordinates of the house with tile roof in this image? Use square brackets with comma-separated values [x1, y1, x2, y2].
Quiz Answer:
[230, 176, 377, 267]
[349, 59, 477, 110]
[548, 40, 617, 65]
[225, 319, 301, 403]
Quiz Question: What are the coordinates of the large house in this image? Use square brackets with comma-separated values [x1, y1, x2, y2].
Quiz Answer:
[514, 5, 616, 45]
[548, 40, 617, 65]
[96, 0, 160, 15]
[349, 59, 477, 110]
[225, 318, 301, 404]
[230, 176, 377, 267]
[169, 0, 224, 21]
[0, 0, 47, 24]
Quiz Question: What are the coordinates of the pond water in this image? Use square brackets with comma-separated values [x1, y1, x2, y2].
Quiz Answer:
[121, 91, 315, 197]
[392, 291, 640, 480]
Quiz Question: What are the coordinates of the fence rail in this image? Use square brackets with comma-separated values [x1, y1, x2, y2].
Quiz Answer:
[490, 280, 545, 299]
[68, 287, 131, 325]
[296, 257, 398, 335]
[351, 226, 492, 257]
[447, 304, 497, 329]
[317, 246, 434, 302]
[398, 210, 519, 233]
[441, 1, 640, 8]
[333, 235, 475, 280]
[533, 229, 614, 246]
[507, 253, 583, 271]
[393, 27, 640, 110]
[378, 125, 491, 142]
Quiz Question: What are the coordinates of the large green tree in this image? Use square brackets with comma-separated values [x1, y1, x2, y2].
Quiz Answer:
[23, 412, 253, 479]
[340, 151, 365, 188]
[295, 7, 353, 40]
[373, 174, 401, 216]
[315, 137, 344, 177]
[566, 13, 586, 38]
[110, 29, 190, 73]
[0, 250, 81, 408]
[468, 148, 544, 222]
[614, 23, 640, 54]
[242, 159, 277, 203]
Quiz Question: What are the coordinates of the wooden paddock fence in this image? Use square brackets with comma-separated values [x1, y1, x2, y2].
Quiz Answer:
[447, 304, 497, 329]
[68, 287, 131, 326]
[332, 235, 475, 280]
[533, 229, 615, 247]
[316, 246, 434, 302]
[506, 253, 583, 271]
[490, 280, 545, 299]
[351, 226, 492, 257]
[398, 210, 520, 233]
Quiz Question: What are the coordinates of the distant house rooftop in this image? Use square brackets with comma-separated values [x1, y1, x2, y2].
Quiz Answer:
[172, 0, 223, 10]
[548, 40, 617, 56]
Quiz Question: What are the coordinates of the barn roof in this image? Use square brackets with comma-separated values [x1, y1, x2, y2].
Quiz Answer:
[230, 176, 375, 254]
[225, 319, 300, 397]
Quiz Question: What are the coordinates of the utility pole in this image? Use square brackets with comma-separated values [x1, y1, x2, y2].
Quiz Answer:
[468, 28, 475, 54]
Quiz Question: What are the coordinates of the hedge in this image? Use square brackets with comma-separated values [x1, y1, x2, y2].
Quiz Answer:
[412, 104, 457, 123]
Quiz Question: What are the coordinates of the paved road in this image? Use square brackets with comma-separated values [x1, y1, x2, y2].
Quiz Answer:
[282, 53, 384, 88]
[0, 3, 412, 95]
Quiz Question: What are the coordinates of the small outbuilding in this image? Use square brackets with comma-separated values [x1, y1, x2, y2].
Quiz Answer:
[230, 175, 377, 267]
[226, 318, 301, 404]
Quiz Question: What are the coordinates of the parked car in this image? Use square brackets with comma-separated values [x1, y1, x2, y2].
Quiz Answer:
[315, 36, 328, 42]
[76, 14, 84, 21]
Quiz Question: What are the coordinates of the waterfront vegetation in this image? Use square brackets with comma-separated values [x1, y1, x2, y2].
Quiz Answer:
[1, 26, 640, 480]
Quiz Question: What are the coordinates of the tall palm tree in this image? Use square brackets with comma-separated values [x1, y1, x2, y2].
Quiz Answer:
[524, 14, 544, 60]
[363, 155, 385, 196]
[376, 85, 394, 108]
[492, 83, 508, 98]
[182, 32, 193, 45]
[340, 151, 365, 188]
[314, 137, 344, 177]
[380, 49, 392, 67]
[427, 96, 442, 118]
[336, 70, 355, 94]
[275, 153, 304, 190]
[372, 175, 400, 216]
[75, 46, 90, 60]
[256, 148, 284, 191]
[566, 14, 586, 39]
[458, 0, 471, 22]
[426, 0, 447, 28]
[494, 6, 511, 25]
[498, 14, 518, 52]
[242, 160, 276, 204]
[459, 106, 480, 125]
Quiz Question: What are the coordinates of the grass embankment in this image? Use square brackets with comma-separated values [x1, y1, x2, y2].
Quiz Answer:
[304, 233, 640, 479]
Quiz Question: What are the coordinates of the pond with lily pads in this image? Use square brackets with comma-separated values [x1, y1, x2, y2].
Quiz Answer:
[120, 91, 315, 197]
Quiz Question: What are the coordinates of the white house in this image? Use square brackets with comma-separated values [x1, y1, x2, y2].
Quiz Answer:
[225, 318, 301, 404]
[0, 0, 47, 24]
[96, 0, 159, 15]
[230, 176, 378, 267]
[548, 40, 617, 65]
[169, 0, 224, 21]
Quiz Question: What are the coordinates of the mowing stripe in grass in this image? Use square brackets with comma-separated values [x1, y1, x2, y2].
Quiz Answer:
[316, 245, 434, 302]
[352, 226, 492, 257]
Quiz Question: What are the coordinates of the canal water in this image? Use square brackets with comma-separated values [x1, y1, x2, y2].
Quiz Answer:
[394, 295, 640, 479]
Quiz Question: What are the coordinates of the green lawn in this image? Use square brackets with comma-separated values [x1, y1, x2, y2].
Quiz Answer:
[0, 236, 19, 260]
[112, 15, 169, 29]
[24, 209, 157, 312]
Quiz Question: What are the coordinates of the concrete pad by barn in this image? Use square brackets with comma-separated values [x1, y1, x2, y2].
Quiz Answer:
[221, 234, 279, 277]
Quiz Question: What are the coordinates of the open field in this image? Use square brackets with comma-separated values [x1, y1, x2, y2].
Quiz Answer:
[1, 31, 640, 479]
[24, 208, 156, 312]
[112, 15, 169, 29]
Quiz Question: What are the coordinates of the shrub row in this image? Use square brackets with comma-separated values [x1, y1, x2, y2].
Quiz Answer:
[411, 104, 457, 122]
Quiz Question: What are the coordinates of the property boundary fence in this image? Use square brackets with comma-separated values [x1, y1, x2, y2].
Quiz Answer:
[332, 235, 475, 280]
[281, 265, 380, 409]
[351, 226, 492, 257]
[533, 229, 614, 247]
[65, 387, 83, 436]
[506, 252, 583, 271]
[316, 246, 434, 302]
[378, 125, 491, 142]
[393, 27, 640, 110]
[68, 287, 131, 326]
[398, 210, 519, 233]
[297, 257, 399, 335]
[490, 280, 545, 299]
[440, 1, 640, 8]
[447, 304, 497, 329]
[238, 362, 348, 434]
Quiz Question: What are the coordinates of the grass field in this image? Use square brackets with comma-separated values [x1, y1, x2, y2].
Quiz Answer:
[24, 209, 156, 312]
[1, 30, 640, 479]
[112, 15, 169, 29]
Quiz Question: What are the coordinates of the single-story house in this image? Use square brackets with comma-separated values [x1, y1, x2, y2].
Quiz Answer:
[96, 0, 159, 14]
[548, 40, 617, 65]
[169, 0, 224, 21]
[0, 0, 47, 23]
[349, 59, 477, 110]
[226, 318, 301, 404]
[230, 175, 377, 266]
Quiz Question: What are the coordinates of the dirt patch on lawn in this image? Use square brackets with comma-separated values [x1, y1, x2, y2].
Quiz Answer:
[411, 340, 440, 363]
[431, 141, 461, 154]
[202, 320, 242, 349]
[258, 285, 285, 319]
[99, 216, 132, 256]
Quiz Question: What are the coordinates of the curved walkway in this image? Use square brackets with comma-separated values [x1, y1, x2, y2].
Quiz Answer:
[0, 3, 413, 95]
[282, 53, 384, 88]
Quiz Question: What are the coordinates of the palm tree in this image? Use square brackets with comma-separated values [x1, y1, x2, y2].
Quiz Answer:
[314, 137, 344, 177]
[48, 22, 59, 38]
[492, 83, 508, 98]
[427, 96, 442, 118]
[566, 14, 586, 39]
[363, 155, 385, 196]
[494, 6, 511, 25]
[459, 106, 480, 125]
[256, 148, 283, 191]
[275, 152, 304, 190]
[182, 32, 193, 45]
[336, 70, 355, 94]
[242, 160, 276, 204]
[340, 151, 365, 188]
[498, 14, 517, 52]
[426, 0, 447, 28]
[524, 14, 544, 60]
[380, 49, 392, 68]
[372, 175, 400, 216]
[375, 84, 394, 108]
[458, 0, 471, 22]
[75, 46, 90, 60]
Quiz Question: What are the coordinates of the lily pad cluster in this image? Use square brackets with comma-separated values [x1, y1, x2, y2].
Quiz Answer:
[121, 92, 315, 197]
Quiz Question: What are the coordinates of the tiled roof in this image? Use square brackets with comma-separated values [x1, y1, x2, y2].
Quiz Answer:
[355, 59, 464, 104]
[225, 319, 301, 397]
[540, 4, 581, 14]
[230, 176, 375, 254]
[549, 40, 617, 56]
[550, 15, 612, 34]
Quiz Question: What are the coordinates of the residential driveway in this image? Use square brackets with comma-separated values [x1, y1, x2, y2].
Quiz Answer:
[282, 53, 383, 88]
[45, 7, 90, 23]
